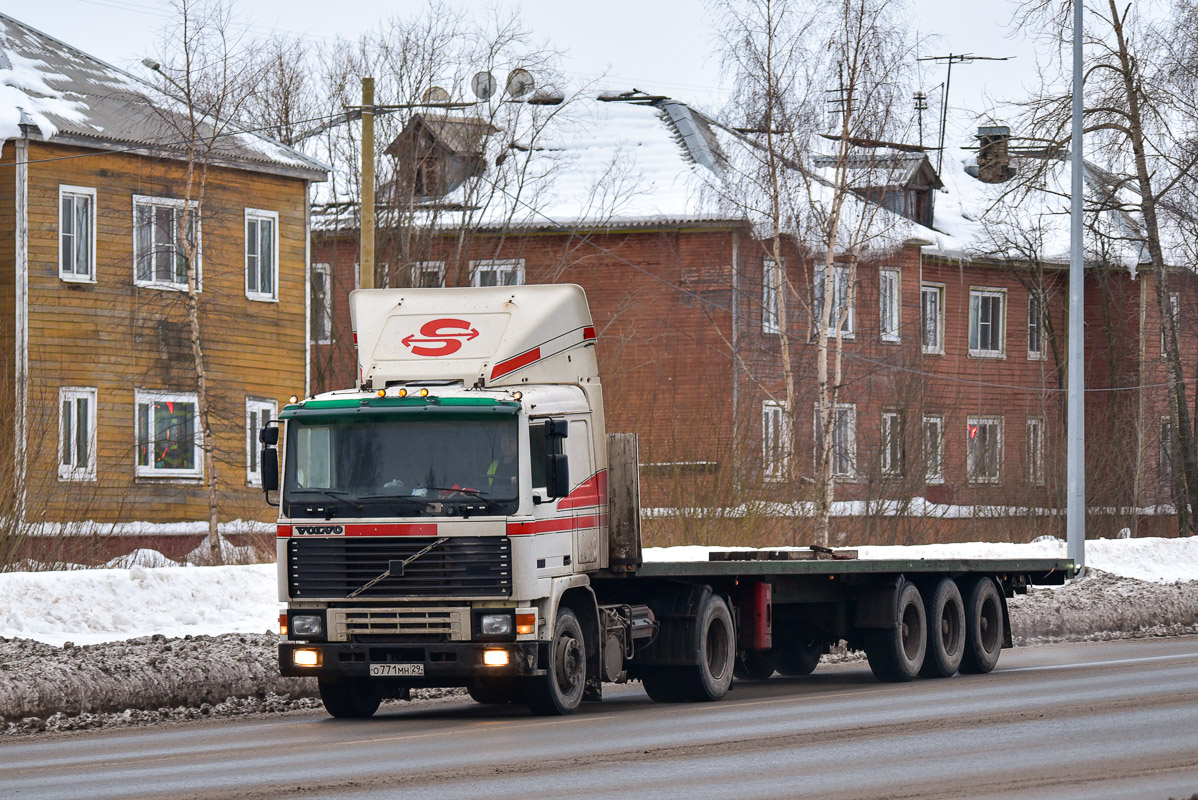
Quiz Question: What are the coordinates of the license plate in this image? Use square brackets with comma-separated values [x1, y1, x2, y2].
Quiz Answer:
[369, 663, 424, 677]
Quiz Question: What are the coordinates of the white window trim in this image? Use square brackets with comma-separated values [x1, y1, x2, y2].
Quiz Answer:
[410, 260, 446, 288]
[814, 403, 857, 480]
[245, 397, 278, 487]
[244, 208, 279, 302]
[815, 264, 855, 339]
[1026, 416, 1045, 486]
[58, 386, 97, 481]
[881, 409, 903, 476]
[921, 283, 945, 355]
[968, 287, 1007, 359]
[470, 259, 525, 287]
[762, 400, 790, 482]
[763, 258, 781, 335]
[879, 267, 901, 343]
[132, 194, 202, 292]
[1027, 291, 1047, 361]
[59, 185, 97, 284]
[966, 415, 1004, 484]
[134, 389, 203, 479]
[923, 414, 944, 484]
[311, 263, 332, 345]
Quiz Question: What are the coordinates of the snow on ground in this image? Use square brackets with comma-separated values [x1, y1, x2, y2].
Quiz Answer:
[1, 537, 1195, 646]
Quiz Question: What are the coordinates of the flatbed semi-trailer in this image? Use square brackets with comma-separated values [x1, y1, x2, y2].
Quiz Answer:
[265, 285, 1075, 717]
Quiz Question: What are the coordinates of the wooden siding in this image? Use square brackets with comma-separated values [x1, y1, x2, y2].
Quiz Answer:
[15, 140, 308, 525]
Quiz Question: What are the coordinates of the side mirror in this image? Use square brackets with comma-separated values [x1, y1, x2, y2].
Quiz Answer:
[546, 453, 569, 499]
[261, 447, 280, 505]
[259, 424, 279, 446]
[545, 419, 569, 440]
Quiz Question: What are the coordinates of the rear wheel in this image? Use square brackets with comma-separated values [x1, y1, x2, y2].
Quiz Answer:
[318, 678, 383, 719]
[734, 649, 778, 680]
[864, 581, 926, 682]
[775, 635, 822, 676]
[679, 594, 736, 701]
[526, 608, 587, 715]
[919, 578, 966, 678]
[959, 578, 1004, 674]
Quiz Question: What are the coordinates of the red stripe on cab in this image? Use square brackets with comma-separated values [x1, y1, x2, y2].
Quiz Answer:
[276, 524, 293, 538]
[491, 347, 541, 380]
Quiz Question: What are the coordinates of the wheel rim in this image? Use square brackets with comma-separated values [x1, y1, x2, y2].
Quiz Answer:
[901, 599, 923, 661]
[555, 631, 584, 695]
[941, 597, 964, 655]
[979, 595, 1000, 653]
[706, 618, 730, 680]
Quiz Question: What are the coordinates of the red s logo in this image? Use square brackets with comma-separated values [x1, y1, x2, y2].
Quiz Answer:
[401, 318, 480, 357]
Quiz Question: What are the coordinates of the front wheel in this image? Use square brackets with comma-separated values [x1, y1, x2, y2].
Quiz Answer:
[526, 607, 587, 716]
[318, 678, 383, 719]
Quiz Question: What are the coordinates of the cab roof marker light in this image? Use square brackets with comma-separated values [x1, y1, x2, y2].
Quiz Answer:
[288, 395, 299, 404]
[398, 388, 407, 397]
[512, 391, 523, 401]
[419, 388, 429, 397]
[377, 389, 386, 397]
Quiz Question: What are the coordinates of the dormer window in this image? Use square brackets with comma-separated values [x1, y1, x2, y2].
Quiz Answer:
[385, 114, 499, 202]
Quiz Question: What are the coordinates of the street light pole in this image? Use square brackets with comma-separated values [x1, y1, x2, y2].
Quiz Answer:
[360, 77, 375, 291]
[1067, 0, 1086, 572]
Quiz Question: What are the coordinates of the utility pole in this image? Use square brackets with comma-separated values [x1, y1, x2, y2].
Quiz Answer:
[916, 53, 1012, 176]
[1067, 0, 1086, 572]
[360, 76, 375, 290]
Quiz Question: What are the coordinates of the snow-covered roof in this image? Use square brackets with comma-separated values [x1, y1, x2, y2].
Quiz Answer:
[0, 13, 326, 180]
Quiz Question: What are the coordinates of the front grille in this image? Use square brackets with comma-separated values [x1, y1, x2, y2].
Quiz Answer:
[335, 607, 465, 638]
[287, 536, 511, 599]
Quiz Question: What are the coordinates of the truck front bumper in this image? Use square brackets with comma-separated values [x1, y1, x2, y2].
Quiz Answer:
[279, 641, 544, 685]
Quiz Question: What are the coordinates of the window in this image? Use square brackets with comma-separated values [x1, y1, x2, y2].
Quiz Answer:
[762, 401, 790, 482]
[1026, 417, 1045, 485]
[815, 404, 857, 479]
[59, 185, 95, 281]
[133, 195, 199, 290]
[1162, 292, 1180, 358]
[245, 209, 278, 301]
[59, 387, 97, 481]
[969, 288, 1006, 357]
[880, 268, 900, 342]
[881, 410, 904, 476]
[1028, 291, 1045, 360]
[246, 397, 278, 486]
[409, 261, 446, 288]
[921, 284, 944, 354]
[762, 258, 781, 334]
[966, 416, 1003, 483]
[135, 390, 202, 478]
[471, 259, 524, 287]
[923, 415, 944, 483]
[311, 263, 332, 345]
[814, 265, 854, 337]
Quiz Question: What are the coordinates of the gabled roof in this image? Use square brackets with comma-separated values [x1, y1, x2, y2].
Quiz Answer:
[0, 13, 326, 180]
[384, 114, 498, 158]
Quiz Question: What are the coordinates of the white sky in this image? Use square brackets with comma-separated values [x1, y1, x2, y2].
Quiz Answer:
[4, 0, 1061, 147]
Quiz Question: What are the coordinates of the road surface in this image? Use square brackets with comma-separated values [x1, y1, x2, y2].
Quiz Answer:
[4, 636, 1198, 800]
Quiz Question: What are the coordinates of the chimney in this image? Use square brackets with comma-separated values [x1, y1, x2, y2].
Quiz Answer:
[976, 126, 1014, 184]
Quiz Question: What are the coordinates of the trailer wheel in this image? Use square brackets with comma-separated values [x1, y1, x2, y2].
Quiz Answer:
[776, 635, 822, 676]
[526, 607, 587, 716]
[640, 668, 686, 702]
[467, 678, 519, 704]
[864, 581, 926, 682]
[318, 678, 383, 719]
[919, 578, 966, 678]
[681, 593, 736, 701]
[959, 577, 1003, 674]
[734, 649, 778, 680]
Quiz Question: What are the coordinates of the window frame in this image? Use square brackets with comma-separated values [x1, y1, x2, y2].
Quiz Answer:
[881, 409, 904, 477]
[1027, 290, 1046, 360]
[310, 263, 332, 345]
[814, 264, 855, 339]
[58, 386, 98, 481]
[409, 261, 446, 288]
[879, 267, 901, 343]
[920, 283, 945, 355]
[966, 415, 1004, 484]
[59, 185, 97, 283]
[470, 259, 525, 287]
[923, 414, 944, 484]
[132, 195, 202, 292]
[762, 401, 790, 482]
[244, 208, 279, 302]
[134, 389, 203, 479]
[968, 287, 1007, 358]
[245, 397, 278, 487]
[762, 258, 781, 335]
[815, 403, 857, 480]
[1026, 416, 1045, 486]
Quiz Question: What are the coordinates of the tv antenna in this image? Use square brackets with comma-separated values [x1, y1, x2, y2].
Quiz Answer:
[916, 53, 1012, 175]
[913, 90, 930, 149]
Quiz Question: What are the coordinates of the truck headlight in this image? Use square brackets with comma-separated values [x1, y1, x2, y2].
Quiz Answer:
[291, 614, 323, 637]
[480, 613, 514, 637]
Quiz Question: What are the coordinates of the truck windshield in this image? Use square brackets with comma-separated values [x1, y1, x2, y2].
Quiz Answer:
[283, 415, 519, 518]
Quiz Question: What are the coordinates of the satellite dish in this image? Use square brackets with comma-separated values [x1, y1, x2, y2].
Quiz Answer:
[506, 68, 535, 99]
[422, 86, 450, 104]
[471, 71, 498, 101]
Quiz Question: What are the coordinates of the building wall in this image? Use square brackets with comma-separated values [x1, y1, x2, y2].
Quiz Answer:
[16, 140, 309, 526]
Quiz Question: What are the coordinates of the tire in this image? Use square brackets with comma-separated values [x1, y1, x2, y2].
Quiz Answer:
[734, 649, 778, 680]
[775, 635, 822, 676]
[959, 577, 1004, 674]
[318, 678, 383, 719]
[679, 593, 736, 701]
[526, 607, 587, 716]
[640, 667, 687, 702]
[919, 578, 966, 678]
[864, 581, 926, 682]
[467, 678, 519, 704]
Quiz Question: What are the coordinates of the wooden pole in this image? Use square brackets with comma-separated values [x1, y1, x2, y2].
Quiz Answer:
[360, 76, 375, 290]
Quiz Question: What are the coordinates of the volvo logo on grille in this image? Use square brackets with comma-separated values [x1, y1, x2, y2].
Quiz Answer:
[294, 525, 345, 536]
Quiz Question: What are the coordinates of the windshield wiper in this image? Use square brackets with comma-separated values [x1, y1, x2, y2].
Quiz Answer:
[417, 487, 514, 512]
[347, 537, 449, 599]
[286, 489, 362, 508]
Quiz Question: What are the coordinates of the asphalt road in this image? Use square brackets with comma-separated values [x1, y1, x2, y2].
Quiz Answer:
[4, 636, 1198, 800]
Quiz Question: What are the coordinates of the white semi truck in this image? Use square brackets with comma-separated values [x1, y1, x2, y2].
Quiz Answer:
[263, 284, 1071, 718]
